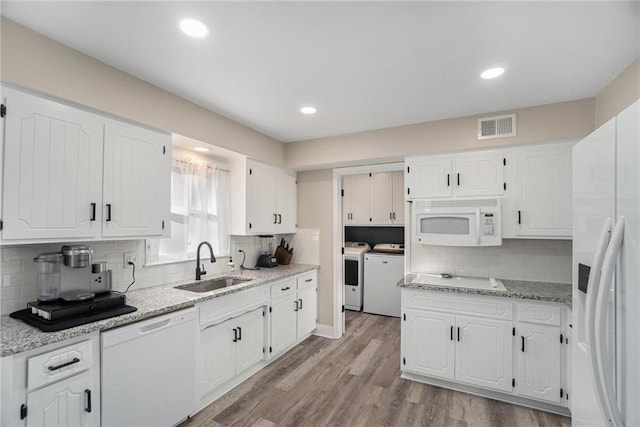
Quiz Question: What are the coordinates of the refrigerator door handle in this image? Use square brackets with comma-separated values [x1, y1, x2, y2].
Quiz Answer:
[585, 217, 613, 426]
[594, 216, 625, 427]
[586, 217, 613, 337]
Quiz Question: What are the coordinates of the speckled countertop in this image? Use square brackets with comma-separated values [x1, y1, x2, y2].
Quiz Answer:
[399, 274, 572, 307]
[1, 264, 318, 357]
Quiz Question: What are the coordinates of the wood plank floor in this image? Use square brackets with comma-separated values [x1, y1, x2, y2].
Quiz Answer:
[188, 311, 571, 427]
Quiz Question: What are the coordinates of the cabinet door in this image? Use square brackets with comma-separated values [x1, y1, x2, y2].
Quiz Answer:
[514, 145, 572, 237]
[370, 172, 394, 225]
[343, 174, 370, 224]
[26, 371, 95, 427]
[235, 308, 265, 374]
[199, 321, 236, 397]
[2, 89, 103, 240]
[103, 120, 170, 237]
[297, 282, 317, 338]
[516, 323, 561, 403]
[276, 171, 297, 233]
[391, 171, 404, 224]
[453, 152, 504, 197]
[402, 309, 455, 380]
[405, 156, 452, 199]
[270, 293, 298, 356]
[247, 162, 277, 234]
[455, 316, 512, 392]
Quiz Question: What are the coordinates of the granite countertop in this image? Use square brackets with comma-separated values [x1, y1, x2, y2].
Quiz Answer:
[1, 264, 318, 357]
[399, 274, 572, 307]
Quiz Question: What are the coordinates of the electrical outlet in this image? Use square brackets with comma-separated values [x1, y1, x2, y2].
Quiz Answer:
[124, 252, 137, 269]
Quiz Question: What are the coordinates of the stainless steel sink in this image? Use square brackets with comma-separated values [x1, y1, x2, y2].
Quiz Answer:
[175, 277, 251, 293]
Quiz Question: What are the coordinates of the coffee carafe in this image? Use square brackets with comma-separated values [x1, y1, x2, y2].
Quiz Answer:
[58, 245, 94, 301]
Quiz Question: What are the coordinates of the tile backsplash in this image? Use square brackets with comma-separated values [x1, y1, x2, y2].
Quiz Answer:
[0, 232, 318, 315]
[410, 239, 572, 284]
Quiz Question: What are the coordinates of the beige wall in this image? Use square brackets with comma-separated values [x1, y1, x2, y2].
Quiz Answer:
[296, 169, 334, 326]
[0, 18, 286, 167]
[595, 57, 640, 126]
[286, 98, 595, 170]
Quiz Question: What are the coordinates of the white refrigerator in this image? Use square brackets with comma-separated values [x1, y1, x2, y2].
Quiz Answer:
[572, 100, 639, 427]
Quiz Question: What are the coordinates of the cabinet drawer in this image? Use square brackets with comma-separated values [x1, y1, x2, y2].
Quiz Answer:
[516, 302, 561, 326]
[297, 271, 317, 289]
[27, 340, 93, 390]
[402, 290, 513, 320]
[199, 287, 269, 328]
[271, 278, 297, 299]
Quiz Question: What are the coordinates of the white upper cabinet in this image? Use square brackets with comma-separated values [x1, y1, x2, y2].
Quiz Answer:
[405, 156, 452, 199]
[406, 150, 504, 199]
[230, 158, 297, 235]
[343, 173, 370, 225]
[102, 120, 170, 238]
[503, 142, 574, 238]
[247, 161, 278, 234]
[343, 170, 404, 226]
[1, 87, 171, 244]
[276, 171, 297, 233]
[454, 152, 504, 197]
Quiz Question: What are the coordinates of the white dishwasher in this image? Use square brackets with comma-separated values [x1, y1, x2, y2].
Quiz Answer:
[101, 308, 196, 427]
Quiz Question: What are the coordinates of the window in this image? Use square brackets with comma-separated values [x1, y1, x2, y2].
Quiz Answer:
[146, 154, 231, 265]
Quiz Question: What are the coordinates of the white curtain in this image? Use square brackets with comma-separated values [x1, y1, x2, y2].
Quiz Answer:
[147, 155, 230, 264]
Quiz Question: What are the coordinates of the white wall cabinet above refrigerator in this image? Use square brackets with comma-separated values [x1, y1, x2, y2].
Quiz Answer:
[405, 150, 505, 199]
[0, 86, 171, 244]
[343, 170, 404, 225]
[229, 158, 297, 235]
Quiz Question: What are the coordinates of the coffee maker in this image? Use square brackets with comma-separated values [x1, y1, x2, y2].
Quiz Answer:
[34, 245, 113, 302]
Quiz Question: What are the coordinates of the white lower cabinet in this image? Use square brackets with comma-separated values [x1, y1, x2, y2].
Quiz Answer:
[514, 323, 561, 403]
[26, 371, 94, 427]
[402, 309, 455, 380]
[195, 269, 318, 409]
[401, 289, 569, 411]
[199, 307, 265, 399]
[269, 271, 318, 357]
[455, 315, 513, 392]
[0, 335, 100, 427]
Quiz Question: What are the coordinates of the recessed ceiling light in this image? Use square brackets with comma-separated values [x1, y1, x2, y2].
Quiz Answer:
[481, 67, 505, 80]
[194, 147, 210, 153]
[179, 18, 210, 38]
[300, 106, 317, 115]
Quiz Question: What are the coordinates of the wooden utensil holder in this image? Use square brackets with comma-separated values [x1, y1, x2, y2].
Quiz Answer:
[275, 247, 293, 265]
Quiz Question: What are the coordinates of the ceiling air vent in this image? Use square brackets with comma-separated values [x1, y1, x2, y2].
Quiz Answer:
[477, 114, 516, 140]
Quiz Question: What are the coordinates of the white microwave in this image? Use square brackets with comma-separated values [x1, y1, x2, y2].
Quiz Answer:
[413, 198, 502, 246]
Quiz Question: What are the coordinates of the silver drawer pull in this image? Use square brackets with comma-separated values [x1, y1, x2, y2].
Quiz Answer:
[48, 357, 80, 371]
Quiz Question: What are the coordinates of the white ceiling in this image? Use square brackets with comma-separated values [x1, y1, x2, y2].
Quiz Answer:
[2, 1, 639, 142]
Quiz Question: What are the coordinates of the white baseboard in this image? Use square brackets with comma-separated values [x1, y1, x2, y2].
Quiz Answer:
[313, 323, 340, 339]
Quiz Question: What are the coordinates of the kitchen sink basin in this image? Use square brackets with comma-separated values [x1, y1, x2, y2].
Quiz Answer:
[176, 277, 251, 293]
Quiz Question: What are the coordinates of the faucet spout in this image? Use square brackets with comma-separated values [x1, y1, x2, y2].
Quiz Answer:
[195, 241, 216, 280]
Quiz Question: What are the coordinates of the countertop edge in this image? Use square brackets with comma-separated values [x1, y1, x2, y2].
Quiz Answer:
[398, 275, 572, 307]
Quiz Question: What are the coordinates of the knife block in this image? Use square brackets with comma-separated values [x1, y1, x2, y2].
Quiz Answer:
[275, 247, 293, 265]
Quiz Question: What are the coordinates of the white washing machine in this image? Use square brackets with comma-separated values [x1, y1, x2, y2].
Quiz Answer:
[343, 242, 370, 311]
